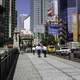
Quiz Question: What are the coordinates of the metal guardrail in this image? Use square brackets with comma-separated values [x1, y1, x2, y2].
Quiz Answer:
[0, 48, 20, 80]
[71, 48, 80, 58]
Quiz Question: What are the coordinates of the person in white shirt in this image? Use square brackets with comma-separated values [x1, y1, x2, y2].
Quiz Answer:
[32, 46, 35, 55]
[42, 45, 47, 57]
[36, 44, 42, 57]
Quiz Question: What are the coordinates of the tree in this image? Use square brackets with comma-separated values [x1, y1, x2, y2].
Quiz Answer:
[41, 34, 57, 46]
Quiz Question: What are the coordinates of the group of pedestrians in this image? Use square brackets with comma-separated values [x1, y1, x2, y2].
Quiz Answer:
[32, 44, 47, 57]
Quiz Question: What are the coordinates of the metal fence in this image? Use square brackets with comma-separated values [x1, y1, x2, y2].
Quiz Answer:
[0, 48, 19, 80]
[71, 48, 80, 58]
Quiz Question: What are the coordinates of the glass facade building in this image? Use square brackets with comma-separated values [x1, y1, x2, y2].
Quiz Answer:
[59, 0, 67, 21]
[67, 0, 80, 41]
[0, 0, 17, 46]
[0, 5, 4, 46]
[68, 0, 76, 8]
[3, 0, 10, 41]
[58, 0, 80, 41]
[31, 0, 50, 32]
[58, 0, 67, 44]
[67, 0, 77, 33]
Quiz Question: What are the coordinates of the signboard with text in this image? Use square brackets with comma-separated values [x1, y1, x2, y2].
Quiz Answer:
[48, 24, 59, 35]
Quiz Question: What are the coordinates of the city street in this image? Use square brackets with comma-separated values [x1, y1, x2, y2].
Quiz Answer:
[1, 0, 80, 80]
[13, 53, 80, 80]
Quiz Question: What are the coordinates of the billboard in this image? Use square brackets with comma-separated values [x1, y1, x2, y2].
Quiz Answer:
[48, 24, 59, 35]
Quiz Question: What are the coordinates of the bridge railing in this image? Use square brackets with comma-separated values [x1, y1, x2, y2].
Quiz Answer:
[0, 48, 20, 80]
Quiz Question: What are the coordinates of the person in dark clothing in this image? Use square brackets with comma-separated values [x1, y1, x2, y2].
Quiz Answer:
[42, 45, 47, 57]
[36, 44, 42, 57]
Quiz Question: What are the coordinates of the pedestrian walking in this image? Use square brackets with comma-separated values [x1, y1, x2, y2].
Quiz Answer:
[32, 46, 35, 55]
[36, 44, 42, 57]
[42, 45, 47, 57]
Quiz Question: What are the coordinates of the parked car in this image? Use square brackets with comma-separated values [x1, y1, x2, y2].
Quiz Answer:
[56, 47, 71, 55]
[47, 45, 56, 53]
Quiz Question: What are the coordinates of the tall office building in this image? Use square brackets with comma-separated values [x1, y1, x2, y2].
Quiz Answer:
[67, 0, 77, 41]
[0, 1, 4, 46]
[2, 0, 10, 44]
[0, 5, 3, 33]
[18, 14, 28, 30]
[58, 0, 79, 42]
[24, 16, 30, 31]
[1, 0, 17, 45]
[58, 0, 80, 42]
[31, 0, 50, 32]
[42, 0, 51, 24]
[11, 0, 17, 38]
[67, 0, 80, 41]
[31, 0, 41, 32]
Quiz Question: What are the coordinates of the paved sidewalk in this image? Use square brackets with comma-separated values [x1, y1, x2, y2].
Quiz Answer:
[13, 53, 80, 80]
[13, 53, 42, 80]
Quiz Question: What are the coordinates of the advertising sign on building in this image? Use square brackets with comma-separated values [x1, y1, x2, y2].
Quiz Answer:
[48, 24, 59, 35]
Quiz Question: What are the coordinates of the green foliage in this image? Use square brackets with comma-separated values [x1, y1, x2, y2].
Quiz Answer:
[41, 34, 58, 46]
